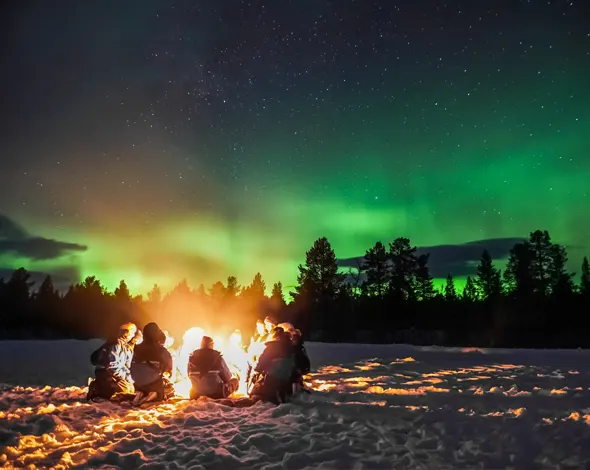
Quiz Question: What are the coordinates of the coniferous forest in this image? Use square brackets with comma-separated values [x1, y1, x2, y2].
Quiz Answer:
[0, 229, 589, 348]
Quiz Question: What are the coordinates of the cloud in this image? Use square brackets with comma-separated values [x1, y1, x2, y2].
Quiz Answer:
[0, 214, 87, 260]
[338, 237, 525, 278]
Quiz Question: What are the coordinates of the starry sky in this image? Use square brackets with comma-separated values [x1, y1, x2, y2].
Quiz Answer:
[1, 0, 589, 295]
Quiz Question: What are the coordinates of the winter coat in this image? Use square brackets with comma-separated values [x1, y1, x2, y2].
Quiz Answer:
[131, 340, 173, 388]
[91, 337, 134, 379]
[188, 348, 233, 397]
[255, 339, 295, 382]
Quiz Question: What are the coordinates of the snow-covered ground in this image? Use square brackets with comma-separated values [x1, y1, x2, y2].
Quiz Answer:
[1, 341, 589, 469]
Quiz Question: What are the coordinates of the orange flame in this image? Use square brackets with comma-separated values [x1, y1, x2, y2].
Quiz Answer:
[164, 319, 278, 398]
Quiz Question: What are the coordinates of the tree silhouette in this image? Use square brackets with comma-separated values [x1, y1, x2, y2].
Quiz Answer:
[414, 253, 435, 301]
[270, 281, 286, 307]
[293, 237, 344, 303]
[462, 276, 478, 302]
[243, 273, 266, 299]
[444, 273, 458, 301]
[33, 275, 60, 334]
[225, 276, 240, 298]
[388, 237, 417, 300]
[475, 250, 502, 300]
[114, 280, 131, 301]
[362, 241, 389, 298]
[581, 256, 590, 296]
[548, 243, 574, 298]
[292, 237, 345, 336]
[505, 241, 535, 297]
[1, 226, 588, 348]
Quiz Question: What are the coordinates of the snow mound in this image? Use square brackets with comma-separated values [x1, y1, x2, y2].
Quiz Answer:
[1, 341, 590, 468]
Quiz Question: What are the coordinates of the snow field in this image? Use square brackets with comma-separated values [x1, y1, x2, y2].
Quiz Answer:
[1, 340, 589, 469]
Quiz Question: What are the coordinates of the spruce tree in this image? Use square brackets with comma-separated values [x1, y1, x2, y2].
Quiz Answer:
[414, 253, 436, 301]
[362, 241, 389, 297]
[147, 284, 162, 304]
[243, 273, 266, 299]
[271, 281, 286, 307]
[444, 273, 458, 301]
[225, 276, 240, 298]
[462, 276, 478, 301]
[292, 237, 344, 303]
[388, 237, 418, 300]
[475, 250, 502, 300]
[114, 280, 131, 302]
[548, 243, 574, 297]
[505, 241, 535, 296]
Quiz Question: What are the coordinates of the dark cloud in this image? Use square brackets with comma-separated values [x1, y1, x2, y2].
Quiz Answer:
[338, 237, 525, 278]
[0, 214, 87, 260]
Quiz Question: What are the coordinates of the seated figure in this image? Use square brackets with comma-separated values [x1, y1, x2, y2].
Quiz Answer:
[130, 322, 174, 405]
[87, 322, 139, 401]
[188, 336, 239, 399]
[249, 327, 296, 404]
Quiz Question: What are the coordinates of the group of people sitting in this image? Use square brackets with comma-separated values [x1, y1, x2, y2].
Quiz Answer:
[87, 317, 310, 407]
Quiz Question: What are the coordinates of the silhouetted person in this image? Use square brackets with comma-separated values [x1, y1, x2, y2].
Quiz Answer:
[88, 322, 139, 401]
[291, 329, 311, 393]
[130, 322, 174, 405]
[250, 327, 295, 404]
[188, 336, 239, 399]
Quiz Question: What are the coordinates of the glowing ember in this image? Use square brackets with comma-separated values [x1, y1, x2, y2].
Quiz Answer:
[164, 319, 278, 398]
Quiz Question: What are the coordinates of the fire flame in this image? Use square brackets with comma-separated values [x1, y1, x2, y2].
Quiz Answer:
[164, 319, 289, 398]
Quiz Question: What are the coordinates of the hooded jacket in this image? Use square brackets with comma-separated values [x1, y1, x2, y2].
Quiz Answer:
[255, 338, 295, 382]
[131, 323, 173, 387]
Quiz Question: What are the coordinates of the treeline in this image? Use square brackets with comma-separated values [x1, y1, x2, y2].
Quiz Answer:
[1, 229, 589, 348]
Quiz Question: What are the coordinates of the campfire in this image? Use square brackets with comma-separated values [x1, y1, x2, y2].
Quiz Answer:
[161, 319, 294, 398]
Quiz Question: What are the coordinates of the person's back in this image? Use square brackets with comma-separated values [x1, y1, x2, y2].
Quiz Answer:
[251, 328, 296, 404]
[87, 323, 138, 401]
[130, 322, 173, 404]
[188, 336, 238, 399]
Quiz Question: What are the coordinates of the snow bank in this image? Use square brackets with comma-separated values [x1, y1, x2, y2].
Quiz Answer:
[1, 340, 590, 468]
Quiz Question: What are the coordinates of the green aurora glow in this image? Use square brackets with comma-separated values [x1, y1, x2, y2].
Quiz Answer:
[1, 2, 589, 296]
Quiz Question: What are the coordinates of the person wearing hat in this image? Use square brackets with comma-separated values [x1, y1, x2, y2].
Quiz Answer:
[188, 336, 239, 399]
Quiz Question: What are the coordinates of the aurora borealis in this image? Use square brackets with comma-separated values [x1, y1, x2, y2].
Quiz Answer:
[1, 0, 589, 295]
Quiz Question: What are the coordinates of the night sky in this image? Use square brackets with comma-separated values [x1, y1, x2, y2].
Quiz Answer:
[1, 0, 589, 294]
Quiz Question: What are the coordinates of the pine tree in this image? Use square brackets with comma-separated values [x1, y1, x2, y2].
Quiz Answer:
[548, 243, 574, 297]
[529, 230, 554, 295]
[388, 237, 418, 300]
[225, 276, 240, 298]
[209, 281, 226, 301]
[114, 280, 131, 301]
[292, 237, 344, 336]
[6, 267, 34, 304]
[444, 273, 458, 301]
[505, 241, 535, 296]
[475, 250, 502, 300]
[414, 253, 436, 301]
[270, 281, 286, 307]
[292, 237, 344, 303]
[462, 276, 478, 302]
[362, 241, 389, 297]
[34, 275, 58, 300]
[147, 284, 162, 304]
[33, 275, 61, 331]
[581, 257, 590, 296]
[244, 273, 266, 299]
